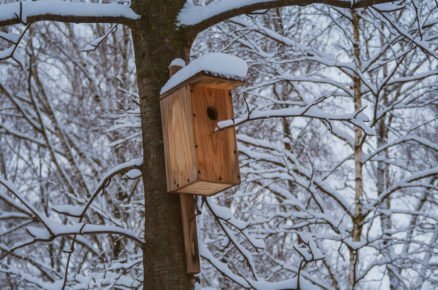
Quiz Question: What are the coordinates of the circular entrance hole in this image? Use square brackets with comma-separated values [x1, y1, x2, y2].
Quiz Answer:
[207, 106, 218, 121]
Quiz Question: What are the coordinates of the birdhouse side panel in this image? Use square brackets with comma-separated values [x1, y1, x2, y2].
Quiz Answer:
[190, 86, 240, 187]
[160, 86, 198, 192]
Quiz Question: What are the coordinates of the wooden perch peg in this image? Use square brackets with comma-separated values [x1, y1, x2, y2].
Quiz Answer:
[168, 58, 186, 76]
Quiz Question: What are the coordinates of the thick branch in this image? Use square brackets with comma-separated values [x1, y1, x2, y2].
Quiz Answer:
[179, 0, 394, 32]
[0, 1, 139, 27]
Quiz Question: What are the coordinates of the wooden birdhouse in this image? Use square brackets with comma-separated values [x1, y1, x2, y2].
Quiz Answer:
[160, 53, 247, 196]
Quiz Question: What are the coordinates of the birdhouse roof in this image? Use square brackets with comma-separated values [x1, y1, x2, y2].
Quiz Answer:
[160, 53, 248, 98]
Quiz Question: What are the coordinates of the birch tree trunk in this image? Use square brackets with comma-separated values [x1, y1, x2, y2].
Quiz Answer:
[130, 1, 194, 288]
[376, 58, 398, 290]
[348, 9, 364, 290]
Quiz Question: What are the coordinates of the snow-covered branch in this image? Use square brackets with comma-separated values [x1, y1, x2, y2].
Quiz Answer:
[179, 0, 394, 31]
[364, 135, 438, 163]
[0, 0, 139, 27]
[218, 101, 375, 135]
[0, 160, 144, 262]
[0, 25, 28, 67]
[367, 167, 438, 214]
[56, 158, 143, 220]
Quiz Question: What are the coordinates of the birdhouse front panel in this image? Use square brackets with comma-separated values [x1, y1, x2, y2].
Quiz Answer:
[188, 86, 239, 190]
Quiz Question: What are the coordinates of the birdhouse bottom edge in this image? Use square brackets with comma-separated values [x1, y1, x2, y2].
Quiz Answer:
[169, 181, 235, 196]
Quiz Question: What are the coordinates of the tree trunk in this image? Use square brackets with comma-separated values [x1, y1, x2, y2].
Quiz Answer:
[376, 76, 398, 290]
[376, 27, 400, 290]
[130, 1, 194, 288]
[348, 10, 364, 290]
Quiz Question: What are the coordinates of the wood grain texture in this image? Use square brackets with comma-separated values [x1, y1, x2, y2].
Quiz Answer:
[160, 84, 240, 195]
[179, 194, 200, 273]
[191, 86, 240, 188]
[160, 86, 198, 192]
[178, 181, 233, 195]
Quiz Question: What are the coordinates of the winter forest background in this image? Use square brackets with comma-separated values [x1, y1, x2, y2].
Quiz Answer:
[0, 0, 437, 289]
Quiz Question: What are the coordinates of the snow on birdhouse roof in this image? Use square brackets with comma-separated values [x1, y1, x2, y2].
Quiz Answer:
[160, 53, 248, 96]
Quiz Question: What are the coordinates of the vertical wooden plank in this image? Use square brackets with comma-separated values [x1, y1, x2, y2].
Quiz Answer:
[160, 86, 198, 192]
[179, 194, 200, 273]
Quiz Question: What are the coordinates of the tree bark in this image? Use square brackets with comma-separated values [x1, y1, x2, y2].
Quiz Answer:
[130, 1, 194, 288]
[376, 58, 398, 290]
[348, 9, 364, 290]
